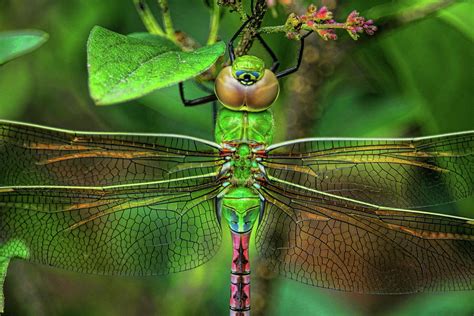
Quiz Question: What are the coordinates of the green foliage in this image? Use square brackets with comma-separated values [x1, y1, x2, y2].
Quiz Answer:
[0, 240, 29, 313]
[0, 30, 48, 65]
[317, 1, 473, 139]
[0, 62, 33, 118]
[437, 2, 474, 41]
[87, 26, 225, 105]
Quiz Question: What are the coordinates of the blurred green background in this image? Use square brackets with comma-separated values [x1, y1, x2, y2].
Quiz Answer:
[0, 0, 473, 315]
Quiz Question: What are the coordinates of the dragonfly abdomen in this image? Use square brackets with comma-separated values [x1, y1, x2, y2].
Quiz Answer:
[218, 187, 260, 315]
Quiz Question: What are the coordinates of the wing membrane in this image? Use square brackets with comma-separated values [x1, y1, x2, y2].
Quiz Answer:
[0, 174, 223, 275]
[256, 179, 474, 293]
[0, 120, 223, 187]
[264, 132, 474, 209]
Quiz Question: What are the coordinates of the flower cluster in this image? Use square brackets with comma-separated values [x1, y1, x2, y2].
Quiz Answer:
[284, 4, 376, 41]
[345, 10, 377, 40]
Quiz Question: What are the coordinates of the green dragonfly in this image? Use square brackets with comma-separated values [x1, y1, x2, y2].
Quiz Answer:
[1, 22, 473, 315]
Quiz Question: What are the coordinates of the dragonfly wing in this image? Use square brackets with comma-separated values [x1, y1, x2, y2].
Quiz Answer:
[256, 180, 474, 293]
[0, 120, 223, 186]
[0, 176, 223, 275]
[264, 132, 474, 209]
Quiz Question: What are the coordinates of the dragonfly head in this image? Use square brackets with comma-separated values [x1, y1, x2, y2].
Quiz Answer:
[231, 55, 265, 85]
[214, 55, 279, 112]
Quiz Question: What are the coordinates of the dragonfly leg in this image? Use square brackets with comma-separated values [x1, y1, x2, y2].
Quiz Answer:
[276, 31, 313, 79]
[178, 82, 217, 106]
[256, 34, 280, 73]
[191, 81, 219, 124]
[0, 240, 29, 313]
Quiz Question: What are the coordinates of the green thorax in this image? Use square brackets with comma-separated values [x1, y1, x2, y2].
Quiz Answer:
[219, 144, 262, 233]
[215, 107, 271, 233]
[214, 107, 274, 145]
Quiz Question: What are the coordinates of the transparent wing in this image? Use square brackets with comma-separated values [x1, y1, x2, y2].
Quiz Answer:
[256, 180, 474, 293]
[263, 132, 474, 209]
[0, 120, 224, 186]
[0, 175, 223, 275]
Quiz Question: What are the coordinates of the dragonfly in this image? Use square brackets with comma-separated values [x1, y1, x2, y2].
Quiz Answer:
[1, 21, 473, 316]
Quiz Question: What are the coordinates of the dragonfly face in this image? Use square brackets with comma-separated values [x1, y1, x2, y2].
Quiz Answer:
[232, 55, 265, 84]
[214, 55, 280, 112]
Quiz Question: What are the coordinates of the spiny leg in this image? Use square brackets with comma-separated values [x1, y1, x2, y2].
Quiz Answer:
[256, 34, 280, 72]
[192, 81, 219, 124]
[276, 31, 313, 79]
[178, 81, 217, 106]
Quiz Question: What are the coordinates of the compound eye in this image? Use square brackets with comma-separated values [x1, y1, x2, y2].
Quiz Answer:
[245, 69, 280, 111]
[215, 66, 246, 110]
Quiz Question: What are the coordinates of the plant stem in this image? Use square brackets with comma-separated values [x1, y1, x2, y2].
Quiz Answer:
[218, 0, 248, 22]
[157, 0, 177, 43]
[234, 0, 268, 56]
[133, 0, 165, 36]
[258, 25, 286, 34]
[236, 2, 248, 21]
[259, 22, 350, 36]
[207, 0, 221, 45]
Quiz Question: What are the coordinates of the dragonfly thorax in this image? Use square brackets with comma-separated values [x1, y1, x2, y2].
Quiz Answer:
[214, 55, 279, 112]
[220, 143, 264, 187]
[217, 142, 265, 233]
[214, 108, 274, 145]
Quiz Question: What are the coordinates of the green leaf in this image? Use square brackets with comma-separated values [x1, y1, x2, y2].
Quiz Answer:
[0, 240, 30, 313]
[127, 32, 180, 48]
[0, 30, 48, 65]
[87, 26, 225, 105]
[0, 61, 33, 117]
[437, 2, 474, 41]
[367, 0, 439, 20]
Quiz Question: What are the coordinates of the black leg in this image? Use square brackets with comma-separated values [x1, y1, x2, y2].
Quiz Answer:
[193, 81, 219, 126]
[194, 80, 214, 94]
[256, 34, 280, 72]
[212, 100, 218, 127]
[276, 31, 312, 79]
[179, 82, 217, 106]
[228, 18, 253, 63]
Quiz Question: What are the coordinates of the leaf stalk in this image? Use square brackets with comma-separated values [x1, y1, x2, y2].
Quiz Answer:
[133, 0, 165, 36]
[158, 0, 177, 43]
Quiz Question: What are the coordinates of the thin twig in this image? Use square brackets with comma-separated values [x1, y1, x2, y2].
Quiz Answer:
[207, 0, 221, 45]
[218, 0, 247, 20]
[133, 0, 165, 36]
[234, 0, 267, 56]
[259, 22, 350, 34]
[158, 0, 177, 42]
